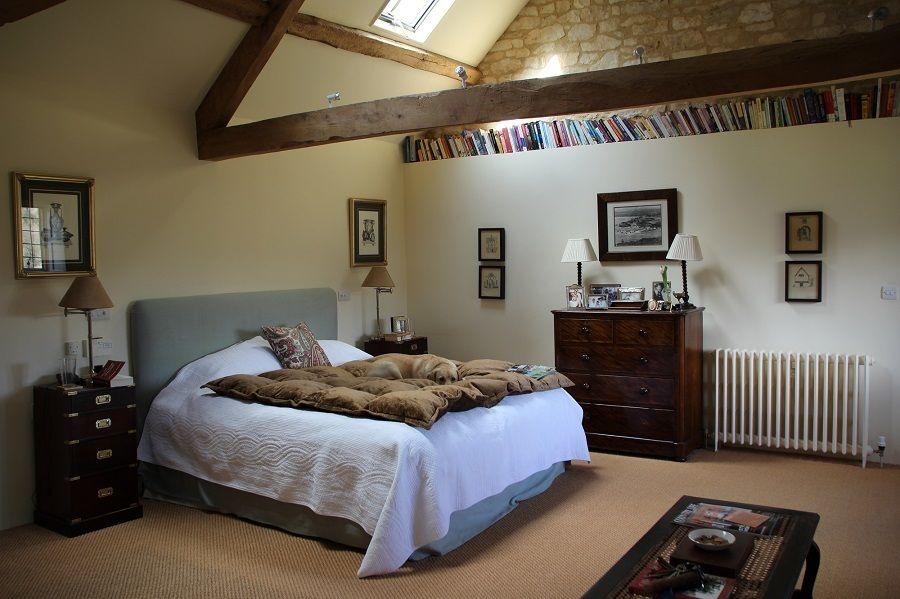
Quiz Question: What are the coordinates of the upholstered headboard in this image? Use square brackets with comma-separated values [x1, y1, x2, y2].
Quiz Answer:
[128, 288, 337, 429]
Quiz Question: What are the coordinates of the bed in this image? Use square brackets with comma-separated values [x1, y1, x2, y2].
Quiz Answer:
[131, 288, 590, 577]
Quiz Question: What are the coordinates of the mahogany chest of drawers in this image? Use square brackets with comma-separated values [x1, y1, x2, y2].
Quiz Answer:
[33, 384, 142, 536]
[552, 308, 704, 460]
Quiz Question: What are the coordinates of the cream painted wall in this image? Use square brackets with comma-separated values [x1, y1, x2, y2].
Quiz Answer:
[403, 119, 900, 464]
[0, 0, 422, 529]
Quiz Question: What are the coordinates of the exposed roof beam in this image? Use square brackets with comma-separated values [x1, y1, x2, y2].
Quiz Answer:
[180, 0, 480, 83]
[198, 25, 900, 161]
[196, 0, 306, 132]
[0, 1, 66, 26]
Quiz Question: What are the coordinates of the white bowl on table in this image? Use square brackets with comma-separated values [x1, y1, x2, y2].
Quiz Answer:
[687, 528, 736, 551]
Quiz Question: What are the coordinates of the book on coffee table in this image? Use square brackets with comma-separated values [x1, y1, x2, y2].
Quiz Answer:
[626, 559, 736, 599]
[670, 531, 754, 578]
[674, 502, 783, 535]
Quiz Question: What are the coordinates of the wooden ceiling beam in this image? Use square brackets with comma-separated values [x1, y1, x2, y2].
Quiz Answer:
[180, 0, 480, 83]
[197, 25, 900, 161]
[195, 0, 306, 132]
[0, 1, 67, 26]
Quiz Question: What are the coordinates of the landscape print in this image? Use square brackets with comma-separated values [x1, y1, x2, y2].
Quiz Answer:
[613, 204, 663, 248]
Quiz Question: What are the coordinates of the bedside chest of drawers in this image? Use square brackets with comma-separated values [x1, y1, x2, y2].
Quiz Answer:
[552, 308, 704, 461]
[33, 384, 142, 536]
[364, 336, 428, 356]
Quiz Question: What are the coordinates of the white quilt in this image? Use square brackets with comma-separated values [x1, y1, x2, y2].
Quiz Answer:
[137, 338, 590, 577]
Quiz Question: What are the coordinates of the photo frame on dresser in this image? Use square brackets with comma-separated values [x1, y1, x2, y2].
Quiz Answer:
[12, 172, 95, 278]
[597, 188, 677, 261]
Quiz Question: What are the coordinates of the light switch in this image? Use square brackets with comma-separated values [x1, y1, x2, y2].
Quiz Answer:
[882, 286, 898, 301]
[338, 291, 351, 302]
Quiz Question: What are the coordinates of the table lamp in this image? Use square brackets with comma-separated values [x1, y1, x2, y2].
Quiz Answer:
[59, 275, 114, 382]
[665, 234, 703, 310]
[561, 238, 598, 287]
[361, 266, 395, 338]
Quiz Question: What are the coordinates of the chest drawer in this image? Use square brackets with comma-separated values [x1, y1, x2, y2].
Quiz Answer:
[565, 372, 674, 409]
[557, 344, 675, 377]
[64, 406, 136, 442]
[614, 319, 675, 346]
[556, 318, 613, 343]
[67, 386, 134, 414]
[67, 432, 137, 476]
[68, 467, 139, 520]
[581, 403, 674, 441]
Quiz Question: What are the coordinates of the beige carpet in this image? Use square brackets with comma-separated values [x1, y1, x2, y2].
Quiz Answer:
[1, 449, 897, 598]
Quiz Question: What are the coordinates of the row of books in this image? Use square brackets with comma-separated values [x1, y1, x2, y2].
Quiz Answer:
[402, 78, 899, 163]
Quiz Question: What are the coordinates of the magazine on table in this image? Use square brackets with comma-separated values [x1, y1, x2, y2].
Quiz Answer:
[506, 364, 556, 380]
[673, 502, 783, 536]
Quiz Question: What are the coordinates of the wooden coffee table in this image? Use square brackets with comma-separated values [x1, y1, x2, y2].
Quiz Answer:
[583, 495, 820, 599]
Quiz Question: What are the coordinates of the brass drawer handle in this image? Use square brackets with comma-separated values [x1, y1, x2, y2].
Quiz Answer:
[581, 354, 591, 362]
[97, 487, 114, 499]
[94, 394, 112, 405]
[639, 329, 648, 337]
[639, 357, 649, 365]
[410, 344, 418, 351]
[580, 326, 589, 334]
[582, 382, 591, 390]
[95, 418, 112, 429]
[639, 387, 649, 395]
[96, 449, 113, 460]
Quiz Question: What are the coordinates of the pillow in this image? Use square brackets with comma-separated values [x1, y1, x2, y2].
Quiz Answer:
[167, 336, 282, 393]
[261, 322, 331, 369]
[317, 339, 373, 366]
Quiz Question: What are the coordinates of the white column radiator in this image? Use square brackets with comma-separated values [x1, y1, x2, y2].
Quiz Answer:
[713, 349, 874, 467]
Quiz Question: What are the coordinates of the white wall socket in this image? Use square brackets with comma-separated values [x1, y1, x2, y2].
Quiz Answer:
[92, 308, 111, 320]
[83, 338, 113, 357]
[337, 291, 351, 302]
[64, 341, 80, 356]
[881, 286, 898, 300]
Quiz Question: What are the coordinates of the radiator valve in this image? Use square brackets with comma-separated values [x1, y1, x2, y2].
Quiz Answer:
[875, 436, 886, 468]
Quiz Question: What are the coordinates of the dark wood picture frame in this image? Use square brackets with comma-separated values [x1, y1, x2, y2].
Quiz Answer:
[597, 188, 677, 261]
[478, 227, 505, 261]
[785, 211, 823, 254]
[785, 261, 822, 302]
[478, 265, 505, 299]
[349, 198, 386, 267]
[12, 172, 95, 279]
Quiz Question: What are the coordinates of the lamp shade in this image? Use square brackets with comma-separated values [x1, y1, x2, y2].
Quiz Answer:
[361, 266, 395, 289]
[560, 238, 598, 263]
[58, 275, 113, 310]
[666, 234, 703, 261]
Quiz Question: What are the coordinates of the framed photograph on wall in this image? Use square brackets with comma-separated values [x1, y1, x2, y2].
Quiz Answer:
[478, 227, 505, 261]
[350, 198, 386, 267]
[785, 211, 823, 254]
[479, 265, 505, 299]
[597, 188, 677, 261]
[12, 172, 95, 278]
[785, 261, 822, 302]
[566, 285, 585, 309]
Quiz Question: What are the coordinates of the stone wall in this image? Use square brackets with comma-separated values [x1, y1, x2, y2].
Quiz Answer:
[479, 0, 900, 83]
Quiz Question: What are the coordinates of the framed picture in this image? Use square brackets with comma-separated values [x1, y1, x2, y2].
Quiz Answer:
[587, 294, 609, 310]
[785, 211, 823, 254]
[785, 261, 822, 302]
[566, 284, 585, 309]
[589, 283, 621, 301]
[12, 172, 95, 278]
[619, 287, 645, 301]
[390, 316, 409, 333]
[349, 198, 386, 267]
[478, 227, 505, 261]
[479, 265, 505, 299]
[597, 188, 677, 261]
[651, 281, 665, 301]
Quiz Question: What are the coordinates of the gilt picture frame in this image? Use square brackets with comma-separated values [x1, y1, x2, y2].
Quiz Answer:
[12, 172, 95, 279]
[597, 188, 677, 261]
[350, 198, 386, 267]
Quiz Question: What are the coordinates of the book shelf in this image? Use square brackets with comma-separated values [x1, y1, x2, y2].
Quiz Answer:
[402, 76, 899, 163]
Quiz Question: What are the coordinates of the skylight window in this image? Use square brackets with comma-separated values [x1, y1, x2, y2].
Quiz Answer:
[373, 0, 455, 43]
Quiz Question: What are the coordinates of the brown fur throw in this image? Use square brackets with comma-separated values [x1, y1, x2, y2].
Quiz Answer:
[204, 357, 572, 429]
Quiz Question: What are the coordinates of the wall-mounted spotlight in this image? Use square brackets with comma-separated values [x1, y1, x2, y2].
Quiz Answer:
[454, 66, 468, 88]
[867, 6, 889, 31]
[326, 92, 342, 107]
[633, 46, 645, 65]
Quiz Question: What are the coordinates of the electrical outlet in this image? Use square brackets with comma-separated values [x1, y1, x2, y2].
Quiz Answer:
[338, 291, 351, 302]
[83, 338, 113, 357]
[64, 341, 79, 356]
[881, 286, 897, 301]
[93, 308, 111, 320]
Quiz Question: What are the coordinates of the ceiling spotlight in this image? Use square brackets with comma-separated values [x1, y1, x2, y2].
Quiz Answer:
[634, 46, 645, 65]
[867, 6, 889, 31]
[454, 66, 468, 88]
[326, 92, 341, 107]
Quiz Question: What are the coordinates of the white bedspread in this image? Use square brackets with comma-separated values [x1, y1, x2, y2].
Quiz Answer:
[138, 340, 589, 577]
